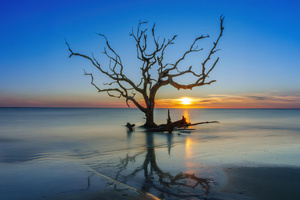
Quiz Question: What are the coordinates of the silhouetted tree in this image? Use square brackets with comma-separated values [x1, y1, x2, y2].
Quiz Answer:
[66, 16, 224, 127]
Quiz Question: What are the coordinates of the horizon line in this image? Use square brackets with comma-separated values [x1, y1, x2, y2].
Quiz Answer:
[1, 106, 300, 110]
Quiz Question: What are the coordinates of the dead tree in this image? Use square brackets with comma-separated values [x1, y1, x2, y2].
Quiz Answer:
[66, 16, 225, 128]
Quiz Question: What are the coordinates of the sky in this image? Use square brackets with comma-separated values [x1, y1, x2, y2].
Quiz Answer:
[0, 0, 300, 108]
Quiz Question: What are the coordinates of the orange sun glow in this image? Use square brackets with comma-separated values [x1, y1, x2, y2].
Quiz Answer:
[179, 97, 192, 105]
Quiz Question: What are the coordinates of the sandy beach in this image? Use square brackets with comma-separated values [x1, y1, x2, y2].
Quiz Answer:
[220, 167, 300, 200]
[35, 168, 160, 200]
[45, 189, 158, 200]
[1, 108, 300, 200]
[45, 166, 300, 200]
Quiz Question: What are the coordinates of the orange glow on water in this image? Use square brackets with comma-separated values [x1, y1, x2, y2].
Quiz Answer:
[183, 109, 190, 123]
[185, 137, 193, 159]
[185, 137, 197, 171]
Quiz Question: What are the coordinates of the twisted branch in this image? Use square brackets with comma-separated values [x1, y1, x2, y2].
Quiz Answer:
[66, 16, 224, 115]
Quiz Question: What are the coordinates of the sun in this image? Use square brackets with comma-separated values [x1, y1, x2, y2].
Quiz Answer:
[179, 97, 192, 105]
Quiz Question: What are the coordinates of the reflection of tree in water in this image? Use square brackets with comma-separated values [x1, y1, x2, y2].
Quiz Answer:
[117, 133, 212, 199]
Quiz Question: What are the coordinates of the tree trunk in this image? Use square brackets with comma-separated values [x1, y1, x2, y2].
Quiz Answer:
[143, 108, 157, 128]
[142, 91, 158, 128]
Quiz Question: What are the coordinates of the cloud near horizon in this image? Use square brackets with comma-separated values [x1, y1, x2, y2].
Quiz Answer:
[155, 93, 300, 108]
[1, 93, 299, 109]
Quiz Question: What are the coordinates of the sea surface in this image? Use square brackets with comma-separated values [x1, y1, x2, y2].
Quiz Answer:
[0, 108, 300, 200]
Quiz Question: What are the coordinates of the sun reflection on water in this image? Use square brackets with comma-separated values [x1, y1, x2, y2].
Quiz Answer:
[185, 137, 193, 159]
[183, 109, 190, 123]
[185, 137, 200, 174]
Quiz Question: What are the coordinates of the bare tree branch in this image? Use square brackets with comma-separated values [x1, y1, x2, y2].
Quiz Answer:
[154, 15, 225, 91]
[67, 16, 224, 127]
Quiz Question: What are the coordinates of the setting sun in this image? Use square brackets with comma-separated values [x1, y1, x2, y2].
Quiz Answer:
[180, 97, 192, 105]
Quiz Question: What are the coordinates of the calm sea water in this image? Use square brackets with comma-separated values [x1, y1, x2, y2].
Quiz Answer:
[0, 108, 300, 199]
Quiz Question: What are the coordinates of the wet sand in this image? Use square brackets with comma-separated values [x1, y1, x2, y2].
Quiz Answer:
[42, 173, 159, 200]
[221, 167, 300, 200]
[40, 167, 160, 200]
[45, 189, 158, 200]
[2, 108, 300, 200]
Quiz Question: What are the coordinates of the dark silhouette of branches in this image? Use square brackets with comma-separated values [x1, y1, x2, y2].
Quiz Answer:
[115, 133, 212, 199]
[66, 16, 224, 127]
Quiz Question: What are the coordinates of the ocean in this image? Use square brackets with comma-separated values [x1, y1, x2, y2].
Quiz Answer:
[0, 108, 300, 200]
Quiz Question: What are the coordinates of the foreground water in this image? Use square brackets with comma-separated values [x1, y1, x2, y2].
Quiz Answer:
[0, 108, 300, 200]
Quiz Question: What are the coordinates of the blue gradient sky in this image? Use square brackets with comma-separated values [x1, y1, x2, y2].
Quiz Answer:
[1, 0, 300, 108]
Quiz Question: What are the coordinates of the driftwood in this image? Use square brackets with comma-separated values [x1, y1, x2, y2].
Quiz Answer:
[188, 121, 219, 126]
[147, 110, 219, 133]
[126, 122, 135, 131]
